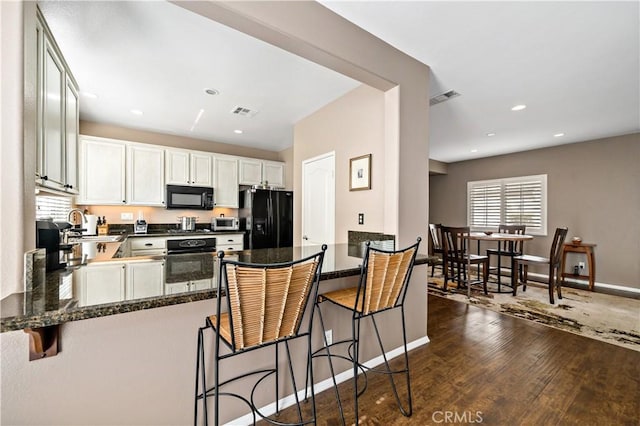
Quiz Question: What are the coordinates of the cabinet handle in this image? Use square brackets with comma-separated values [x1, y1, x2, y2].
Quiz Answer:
[41, 175, 48, 181]
[145, 243, 153, 247]
[123, 200, 126, 203]
[68, 185, 73, 189]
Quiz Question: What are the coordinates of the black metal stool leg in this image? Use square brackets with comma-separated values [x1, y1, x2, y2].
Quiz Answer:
[316, 303, 346, 424]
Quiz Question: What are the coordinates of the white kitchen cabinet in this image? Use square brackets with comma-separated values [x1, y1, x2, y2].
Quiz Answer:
[165, 149, 213, 187]
[213, 155, 239, 208]
[263, 161, 285, 188]
[129, 237, 167, 256]
[165, 278, 213, 295]
[127, 143, 165, 206]
[78, 136, 126, 205]
[238, 158, 263, 186]
[35, 9, 80, 194]
[217, 233, 244, 251]
[126, 261, 165, 300]
[76, 262, 126, 306]
[238, 158, 285, 188]
[64, 77, 79, 194]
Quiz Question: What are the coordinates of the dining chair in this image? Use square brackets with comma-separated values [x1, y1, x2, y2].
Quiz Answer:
[441, 226, 489, 295]
[486, 224, 526, 285]
[512, 227, 568, 304]
[312, 238, 421, 425]
[195, 246, 326, 426]
[428, 223, 444, 277]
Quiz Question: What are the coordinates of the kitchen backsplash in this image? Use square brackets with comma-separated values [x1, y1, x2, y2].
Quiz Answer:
[75, 205, 238, 227]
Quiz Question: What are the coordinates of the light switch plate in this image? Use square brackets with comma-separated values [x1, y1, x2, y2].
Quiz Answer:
[358, 213, 364, 225]
[121, 212, 134, 220]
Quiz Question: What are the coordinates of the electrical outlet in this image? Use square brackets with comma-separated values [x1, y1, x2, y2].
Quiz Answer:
[578, 262, 585, 269]
[121, 212, 134, 220]
[358, 213, 364, 225]
[324, 329, 333, 346]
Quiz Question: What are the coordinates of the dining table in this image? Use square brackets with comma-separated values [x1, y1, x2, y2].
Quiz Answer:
[468, 232, 534, 293]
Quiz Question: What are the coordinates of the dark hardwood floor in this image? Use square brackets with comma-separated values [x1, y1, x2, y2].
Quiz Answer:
[258, 294, 640, 425]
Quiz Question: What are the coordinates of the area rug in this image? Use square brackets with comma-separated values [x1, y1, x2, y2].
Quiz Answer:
[427, 271, 640, 352]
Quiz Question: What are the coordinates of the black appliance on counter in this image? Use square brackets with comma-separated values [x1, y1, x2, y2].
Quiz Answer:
[36, 220, 66, 271]
[239, 188, 293, 249]
[166, 185, 214, 210]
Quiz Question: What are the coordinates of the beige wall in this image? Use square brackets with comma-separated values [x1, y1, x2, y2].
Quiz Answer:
[293, 84, 386, 244]
[80, 121, 282, 161]
[430, 133, 640, 290]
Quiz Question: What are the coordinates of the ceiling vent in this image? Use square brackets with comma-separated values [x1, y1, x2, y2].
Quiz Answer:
[429, 90, 461, 106]
[231, 106, 259, 118]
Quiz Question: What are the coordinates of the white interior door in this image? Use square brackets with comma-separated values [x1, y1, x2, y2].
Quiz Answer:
[302, 152, 335, 247]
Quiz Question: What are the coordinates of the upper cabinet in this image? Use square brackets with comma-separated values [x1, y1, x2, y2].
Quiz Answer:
[213, 155, 239, 208]
[127, 143, 165, 206]
[165, 149, 213, 187]
[35, 8, 79, 194]
[238, 158, 285, 188]
[78, 136, 126, 205]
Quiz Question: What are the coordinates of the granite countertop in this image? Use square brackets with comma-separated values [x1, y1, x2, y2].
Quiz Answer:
[1, 243, 431, 333]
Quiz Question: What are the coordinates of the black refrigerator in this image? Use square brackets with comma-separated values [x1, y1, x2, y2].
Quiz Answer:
[239, 188, 293, 249]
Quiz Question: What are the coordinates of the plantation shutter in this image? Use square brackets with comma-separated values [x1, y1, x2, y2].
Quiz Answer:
[468, 182, 501, 228]
[36, 195, 73, 221]
[467, 175, 547, 235]
[504, 179, 543, 231]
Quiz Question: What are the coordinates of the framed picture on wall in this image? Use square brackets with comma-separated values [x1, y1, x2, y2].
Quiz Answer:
[349, 154, 371, 191]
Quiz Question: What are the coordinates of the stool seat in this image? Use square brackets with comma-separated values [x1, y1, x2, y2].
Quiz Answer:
[319, 287, 363, 312]
[207, 314, 231, 346]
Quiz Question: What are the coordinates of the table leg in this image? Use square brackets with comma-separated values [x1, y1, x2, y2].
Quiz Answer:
[588, 249, 596, 291]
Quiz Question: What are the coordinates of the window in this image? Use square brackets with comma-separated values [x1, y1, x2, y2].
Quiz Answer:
[467, 174, 547, 235]
[36, 195, 73, 221]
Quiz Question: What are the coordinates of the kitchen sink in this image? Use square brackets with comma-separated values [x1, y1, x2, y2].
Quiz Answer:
[68, 235, 124, 243]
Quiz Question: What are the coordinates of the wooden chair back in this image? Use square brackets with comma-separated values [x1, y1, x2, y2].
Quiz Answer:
[498, 224, 526, 253]
[219, 248, 325, 351]
[429, 223, 443, 253]
[441, 226, 470, 262]
[549, 227, 569, 266]
[357, 238, 421, 315]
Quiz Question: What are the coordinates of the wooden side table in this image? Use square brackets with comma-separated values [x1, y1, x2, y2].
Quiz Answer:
[560, 243, 596, 291]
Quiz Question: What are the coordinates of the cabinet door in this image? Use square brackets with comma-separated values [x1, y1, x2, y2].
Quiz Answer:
[214, 156, 239, 207]
[165, 282, 190, 295]
[127, 144, 165, 206]
[35, 17, 45, 181]
[165, 149, 190, 185]
[78, 263, 126, 306]
[127, 261, 165, 300]
[64, 77, 79, 194]
[263, 161, 285, 188]
[191, 279, 213, 291]
[238, 158, 263, 186]
[78, 136, 126, 205]
[190, 152, 213, 187]
[42, 36, 65, 190]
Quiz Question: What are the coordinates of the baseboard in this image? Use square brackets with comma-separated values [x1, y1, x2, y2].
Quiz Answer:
[226, 335, 430, 426]
[524, 271, 640, 295]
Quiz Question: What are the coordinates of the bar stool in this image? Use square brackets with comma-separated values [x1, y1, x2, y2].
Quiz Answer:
[312, 238, 421, 425]
[195, 246, 326, 426]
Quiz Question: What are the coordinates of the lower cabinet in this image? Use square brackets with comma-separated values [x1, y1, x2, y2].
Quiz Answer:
[126, 261, 165, 300]
[75, 260, 164, 306]
[76, 262, 126, 306]
[165, 278, 213, 295]
[217, 233, 244, 251]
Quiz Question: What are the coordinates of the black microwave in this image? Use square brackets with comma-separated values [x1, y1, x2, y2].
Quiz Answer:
[166, 185, 214, 210]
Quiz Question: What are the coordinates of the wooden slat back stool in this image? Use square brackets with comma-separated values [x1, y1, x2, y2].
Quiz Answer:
[313, 238, 421, 425]
[195, 246, 326, 426]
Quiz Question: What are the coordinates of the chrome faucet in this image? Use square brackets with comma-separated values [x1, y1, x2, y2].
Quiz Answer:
[67, 208, 87, 225]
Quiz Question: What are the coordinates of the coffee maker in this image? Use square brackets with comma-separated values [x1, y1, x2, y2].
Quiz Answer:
[36, 220, 66, 271]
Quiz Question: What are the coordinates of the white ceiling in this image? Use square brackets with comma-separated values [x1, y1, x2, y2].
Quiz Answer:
[40, 1, 639, 163]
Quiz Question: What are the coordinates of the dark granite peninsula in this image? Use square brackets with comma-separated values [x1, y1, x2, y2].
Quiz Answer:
[0, 242, 431, 332]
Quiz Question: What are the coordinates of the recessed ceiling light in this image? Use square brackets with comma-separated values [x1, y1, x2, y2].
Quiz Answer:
[486, 133, 496, 137]
[81, 92, 98, 99]
[471, 149, 478, 153]
[234, 129, 243, 134]
[554, 132, 565, 137]
[205, 88, 220, 96]
[511, 104, 527, 111]
[130, 109, 143, 115]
